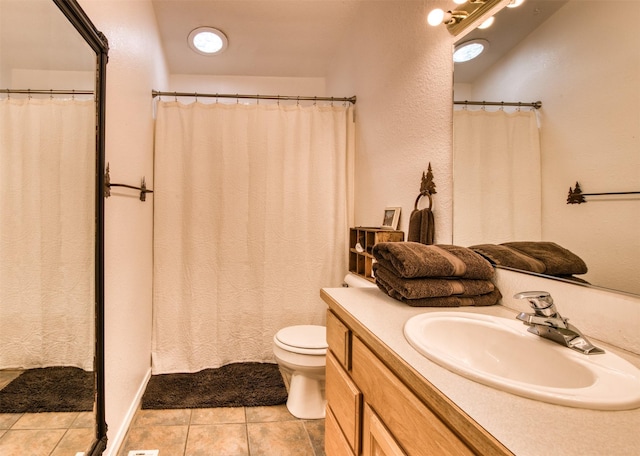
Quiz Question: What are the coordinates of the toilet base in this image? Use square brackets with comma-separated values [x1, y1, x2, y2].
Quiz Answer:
[286, 372, 326, 419]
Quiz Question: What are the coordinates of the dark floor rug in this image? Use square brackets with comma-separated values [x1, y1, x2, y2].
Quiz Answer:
[0, 367, 94, 413]
[141, 362, 288, 409]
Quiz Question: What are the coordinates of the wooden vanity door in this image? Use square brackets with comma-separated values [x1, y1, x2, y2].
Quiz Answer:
[362, 403, 407, 456]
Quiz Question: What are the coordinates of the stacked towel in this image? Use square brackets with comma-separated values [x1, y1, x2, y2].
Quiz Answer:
[470, 242, 588, 277]
[372, 242, 501, 307]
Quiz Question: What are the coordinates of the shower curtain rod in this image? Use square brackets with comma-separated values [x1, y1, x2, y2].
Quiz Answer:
[152, 90, 356, 104]
[0, 89, 94, 96]
[454, 100, 542, 109]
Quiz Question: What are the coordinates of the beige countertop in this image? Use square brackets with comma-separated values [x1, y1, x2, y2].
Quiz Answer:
[321, 286, 640, 456]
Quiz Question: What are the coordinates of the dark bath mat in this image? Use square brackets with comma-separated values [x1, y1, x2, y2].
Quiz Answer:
[141, 362, 288, 409]
[0, 367, 94, 413]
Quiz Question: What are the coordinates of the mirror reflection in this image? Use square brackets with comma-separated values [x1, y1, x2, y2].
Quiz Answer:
[453, 0, 640, 296]
[0, 0, 98, 453]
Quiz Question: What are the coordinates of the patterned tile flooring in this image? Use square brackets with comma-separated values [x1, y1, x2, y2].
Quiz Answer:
[0, 369, 96, 455]
[2, 369, 324, 456]
[117, 405, 325, 456]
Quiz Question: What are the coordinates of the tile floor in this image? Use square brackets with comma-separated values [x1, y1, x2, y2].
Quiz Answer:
[0, 369, 96, 455]
[117, 405, 325, 456]
[2, 370, 324, 456]
[0, 410, 95, 455]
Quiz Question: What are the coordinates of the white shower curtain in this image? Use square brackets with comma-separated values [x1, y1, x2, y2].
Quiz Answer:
[453, 108, 542, 247]
[0, 98, 95, 370]
[152, 101, 354, 374]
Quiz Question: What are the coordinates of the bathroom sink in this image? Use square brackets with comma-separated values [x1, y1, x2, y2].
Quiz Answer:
[404, 312, 640, 410]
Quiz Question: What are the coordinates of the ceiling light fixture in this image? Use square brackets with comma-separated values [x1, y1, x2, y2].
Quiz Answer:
[453, 39, 489, 63]
[188, 27, 228, 56]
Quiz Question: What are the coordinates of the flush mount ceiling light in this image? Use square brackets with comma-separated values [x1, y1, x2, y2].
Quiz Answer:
[188, 27, 228, 55]
[453, 39, 489, 63]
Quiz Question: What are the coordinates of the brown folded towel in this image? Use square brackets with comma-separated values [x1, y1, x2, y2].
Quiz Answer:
[471, 242, 588, 276]
[373, 264, 495, 300]
[470, 244, 546, 273]
[372, 242, 494, 279]
[407, 208, 435, 245]
[503, 242, 588, 276]
[375, 278, 502, 307]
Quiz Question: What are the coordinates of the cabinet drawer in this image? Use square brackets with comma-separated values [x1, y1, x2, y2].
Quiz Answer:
[325, 406, 356, 456]
[326, 351, 362, 455]
[327, 310, 351, 369]
[352, 337, 474, 456]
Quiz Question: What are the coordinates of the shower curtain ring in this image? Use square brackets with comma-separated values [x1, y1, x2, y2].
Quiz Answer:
[195, 92, 198, 102]
[174, 92, 177, 102]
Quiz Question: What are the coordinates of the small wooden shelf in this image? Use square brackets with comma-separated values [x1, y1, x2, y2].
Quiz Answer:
[349, 227, 404, 282]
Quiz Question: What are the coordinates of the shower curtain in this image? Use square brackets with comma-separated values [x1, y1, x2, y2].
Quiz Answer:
[0, 98, 95, 370]
[152, 100, 354, 374]
[453, 108, 541, 246]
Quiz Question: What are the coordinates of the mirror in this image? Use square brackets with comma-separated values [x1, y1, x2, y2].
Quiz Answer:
[0, 0, 107, 454]
[453, 0, 639, 296]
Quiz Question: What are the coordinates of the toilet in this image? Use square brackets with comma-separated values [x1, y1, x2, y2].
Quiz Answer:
[273, 273, 376, 419]
[273, 324, 327, 419]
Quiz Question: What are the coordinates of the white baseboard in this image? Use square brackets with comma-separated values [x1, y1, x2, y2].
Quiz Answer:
[104, 368, 152, 456]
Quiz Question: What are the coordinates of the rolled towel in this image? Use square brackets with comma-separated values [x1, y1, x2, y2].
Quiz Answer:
[373, 264, 495, 300]
[503, 242, 588, 276]
[372, 242, 494, 279]
[376, 278, 502, 307]
[470, 244, 546, 273]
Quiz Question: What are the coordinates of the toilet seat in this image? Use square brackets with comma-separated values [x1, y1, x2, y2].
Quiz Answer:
[274, 325, 327, 355]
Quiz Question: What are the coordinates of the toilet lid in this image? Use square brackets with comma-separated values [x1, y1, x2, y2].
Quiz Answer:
[275, 325, 327, 351]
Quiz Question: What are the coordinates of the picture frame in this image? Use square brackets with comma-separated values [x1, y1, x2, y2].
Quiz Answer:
[381, 207, 401, 230]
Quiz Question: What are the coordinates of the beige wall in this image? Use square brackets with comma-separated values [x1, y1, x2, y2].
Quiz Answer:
[74, 0, 640, 454]
[326, 1, 455, 241]
[458, 1, 640, 294]
[78, 0, 168, 453]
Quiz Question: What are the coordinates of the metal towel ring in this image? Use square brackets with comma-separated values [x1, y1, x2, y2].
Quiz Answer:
[414, 192, 433, 211]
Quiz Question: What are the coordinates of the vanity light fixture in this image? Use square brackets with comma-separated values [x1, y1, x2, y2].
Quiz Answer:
[477, 16, 495, 29]
[188, 27, 228, 55]
[427, 8, 468, 27]
[427, 0, 505, 36]
[453, 39, 489, 63]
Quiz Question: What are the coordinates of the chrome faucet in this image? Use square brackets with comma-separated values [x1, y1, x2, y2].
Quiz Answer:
[514, 291, 604, 355]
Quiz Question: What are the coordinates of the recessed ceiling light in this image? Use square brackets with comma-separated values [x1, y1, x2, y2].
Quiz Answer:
[453, 39, 489, 63]
[188, 27, 228, 55]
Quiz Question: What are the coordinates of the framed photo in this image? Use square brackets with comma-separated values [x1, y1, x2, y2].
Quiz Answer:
[382, 207, 401, 230]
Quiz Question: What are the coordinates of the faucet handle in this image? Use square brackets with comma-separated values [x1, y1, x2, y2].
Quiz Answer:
[514, 291, 557, 317]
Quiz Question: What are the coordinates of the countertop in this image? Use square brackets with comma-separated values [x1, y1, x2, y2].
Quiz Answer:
[321, 286, 640, 456]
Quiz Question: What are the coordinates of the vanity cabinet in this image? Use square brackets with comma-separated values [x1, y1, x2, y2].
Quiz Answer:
[325, 308, 511, 456]
[349, 227, 404, 282]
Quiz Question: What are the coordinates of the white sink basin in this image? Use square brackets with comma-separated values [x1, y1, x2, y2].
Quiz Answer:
[404, 312, 640, 410]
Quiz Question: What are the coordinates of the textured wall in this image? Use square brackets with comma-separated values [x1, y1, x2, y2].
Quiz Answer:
[326, 1, 455, 242]
[78, 1, 168, 453]
[464, 1, 640, 294]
